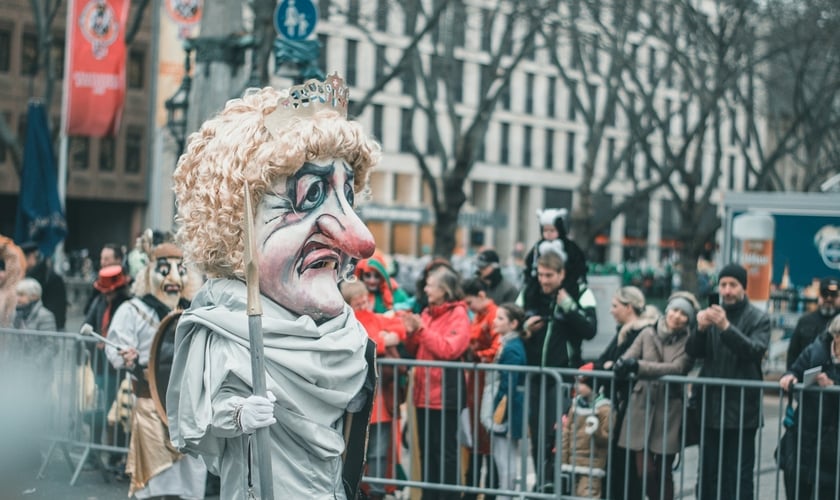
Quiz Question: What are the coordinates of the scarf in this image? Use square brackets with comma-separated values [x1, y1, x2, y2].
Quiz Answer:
[170, 278, 369, 455]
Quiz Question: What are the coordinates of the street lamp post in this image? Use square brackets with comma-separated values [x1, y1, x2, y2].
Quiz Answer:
[165, 41, 194, 157]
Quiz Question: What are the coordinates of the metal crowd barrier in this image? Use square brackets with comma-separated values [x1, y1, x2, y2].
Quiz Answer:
[3, 325, 839, 499]
[0, 327, 131, 486]
[367, 358, 840, 500]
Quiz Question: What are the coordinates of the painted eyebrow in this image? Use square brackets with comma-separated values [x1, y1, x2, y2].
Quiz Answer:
[287, 161, 335, 203]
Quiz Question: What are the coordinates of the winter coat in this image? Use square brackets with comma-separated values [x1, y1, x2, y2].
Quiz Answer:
[404, 300, 470, 410]
[465, 302, 500, 454]
[686, 298, 770, 430]
[782, 333, 839, 485]
[787, 310, 838, 370]
[14, 300, 57, 332]
[354, 309, 407, 424]
[522, 284, 597, 370]
[483, 267, 520, 305]
[26, 259, 67, 330]
[561, 394, 611, 475]
[489, 333, 527, 440]
[617, 319, 693, 455]
[596, 315, 658, 400]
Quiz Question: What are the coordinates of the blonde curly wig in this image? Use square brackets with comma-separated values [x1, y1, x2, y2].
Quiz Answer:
[172, 86, 381, 279]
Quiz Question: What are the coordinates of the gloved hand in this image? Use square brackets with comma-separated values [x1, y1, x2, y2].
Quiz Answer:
[236, 391, 277, 434]
[613, 357, 639, 379]
[584, 415, 599, 435]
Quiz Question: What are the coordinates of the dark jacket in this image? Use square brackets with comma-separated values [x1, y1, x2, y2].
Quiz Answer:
[686, 298, 770, 430]
[787, 310, 837, 370]
[494, 334, 527, 440]
[483, 267, 520, 306]
[783, 333, 839, 483]
[523, 284, 597, 370]
[27, 260, 67, 330]
[83, 287, 131, 374]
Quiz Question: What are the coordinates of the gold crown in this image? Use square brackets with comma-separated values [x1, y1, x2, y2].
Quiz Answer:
[264, 72, 349, 133]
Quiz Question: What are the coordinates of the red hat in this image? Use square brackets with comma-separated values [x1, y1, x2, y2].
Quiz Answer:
[577, 362, 595, 387]
[94, 265, 128, 293]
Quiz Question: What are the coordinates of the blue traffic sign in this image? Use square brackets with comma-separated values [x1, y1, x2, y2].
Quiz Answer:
[275, 0, 318, 41]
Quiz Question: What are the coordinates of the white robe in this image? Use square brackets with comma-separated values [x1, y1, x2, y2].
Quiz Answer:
[167, 278, 369, 499]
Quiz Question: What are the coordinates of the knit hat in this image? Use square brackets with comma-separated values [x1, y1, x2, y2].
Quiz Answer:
[666, 296, 696, 319]
[718, 263, 747, 289]
[475, 249, 500, 270]
[537, 208, 569, 239]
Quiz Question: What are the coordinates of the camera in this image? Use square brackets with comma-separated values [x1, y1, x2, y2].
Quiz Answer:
[707, 292, 719, 307]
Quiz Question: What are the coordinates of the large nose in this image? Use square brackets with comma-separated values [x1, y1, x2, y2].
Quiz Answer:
[315, 193, 376, 259]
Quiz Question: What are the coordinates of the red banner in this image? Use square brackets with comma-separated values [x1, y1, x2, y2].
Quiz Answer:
[64, 0, 129, 137]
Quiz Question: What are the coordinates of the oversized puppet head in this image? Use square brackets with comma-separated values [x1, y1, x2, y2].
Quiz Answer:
[173, 73, 379, 322]
[133, 230, 196, 310]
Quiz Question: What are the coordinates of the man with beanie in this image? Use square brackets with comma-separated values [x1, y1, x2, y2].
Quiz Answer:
[475, 248, 519, 305]
[687, 263, 770, 500]
[786, 276, 840, 369]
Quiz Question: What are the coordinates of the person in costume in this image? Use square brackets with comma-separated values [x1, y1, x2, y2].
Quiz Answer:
[105, 232, 206, 499]
[354, 249, 410, 313]
[167, 73, 380, 499]
[0, 235, 26, 328]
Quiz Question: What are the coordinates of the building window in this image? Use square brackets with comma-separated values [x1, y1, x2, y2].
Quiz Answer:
[372, 104, 383, 144]
[481, 9, 492, 52]
[648, 46, 656, 83]
[500, 84, 510, 110]
[523, 125, 532, 167]
[567, 80, 577, 120]
[664, 98, 672, 137]
[525, 74, 534, 114]
[374, 45, 386, 82]
[0, 26, 11, 72]
[607, 137, 615, 172]
[0, 112, 8, 162]
[547, 77, 556, 118]
[566, 131, 575, 172]
[125, 127, 143, 174]
[345, 39, 357, 84]
[500, 123, 510, 164]
[22, 32, 38, 76]
[318, 34, 328, 71]
[451, 59, 463, 102]
[400, 109, 412, 153]
[99, 137, 115, 171]
[728, 155, 735, 190]
[590, 34, 599, 70]
[545, 129, 554, 169]
[401, 71, 413, 94]
[318, 0, 330, 21]
[70, 137, 89, 170]
[376, 0, 388, 31]
[51, 35, 64, 79]
[128, 48, 145, 89]
[347, 0, 359, 25]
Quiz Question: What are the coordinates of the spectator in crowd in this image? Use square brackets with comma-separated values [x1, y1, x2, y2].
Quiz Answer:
[354, 249, 411, 313]
[596, 286, 658, 500]
[521, 208, 588, 309]
[81, 264, 132, 475]
[475, 249, 519, 305]
[402, 266, 470, 500]
[409, 257, 456, 313]
[521, 249, 597, 493]
[341, 280, 406, 500]
[613, 291, 699, 500]
[462, 277, 501, 500]
[481, 303, 527, 500]
[20, 241, 67, 330]
[13, 277, 56, 332]
[687, 263, 770, 500]
[779, 315, 840, 500]
[85, 243, 125, 315]
[0, 235, 26, 328]
[787, 276, 840, 369]
[126, 234, 149, 280]
[560, 362, 611, 498]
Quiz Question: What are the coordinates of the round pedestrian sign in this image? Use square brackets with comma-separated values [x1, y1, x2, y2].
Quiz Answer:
[275, 0, 318, 41]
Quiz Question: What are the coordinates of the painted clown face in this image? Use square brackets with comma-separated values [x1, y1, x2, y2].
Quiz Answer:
[152, 256, 186, 309]
[255, 158, 376, 321]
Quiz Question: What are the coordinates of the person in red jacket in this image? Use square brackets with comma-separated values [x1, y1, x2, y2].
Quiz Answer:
[402, 265, 470, 500]
[341, 280, 406, 500]
[461, 277, 501, 500]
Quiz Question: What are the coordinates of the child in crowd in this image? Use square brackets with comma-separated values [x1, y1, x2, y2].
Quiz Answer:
[560, 362, 611, 498]
[340, 281, 406, 500]
[481, 303, 527, 500]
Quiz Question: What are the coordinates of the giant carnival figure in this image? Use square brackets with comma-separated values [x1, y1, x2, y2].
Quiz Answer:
[0, 235, 26, 328]
[168, 73, 379, 499]
[104, 230, 207, 499]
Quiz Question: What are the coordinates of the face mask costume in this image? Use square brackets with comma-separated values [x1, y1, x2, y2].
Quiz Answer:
[168, 73, 380, 500]
[102, 230, 207, 499]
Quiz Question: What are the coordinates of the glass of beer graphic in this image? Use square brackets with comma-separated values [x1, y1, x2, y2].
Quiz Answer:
[732, 212, 776, 303]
